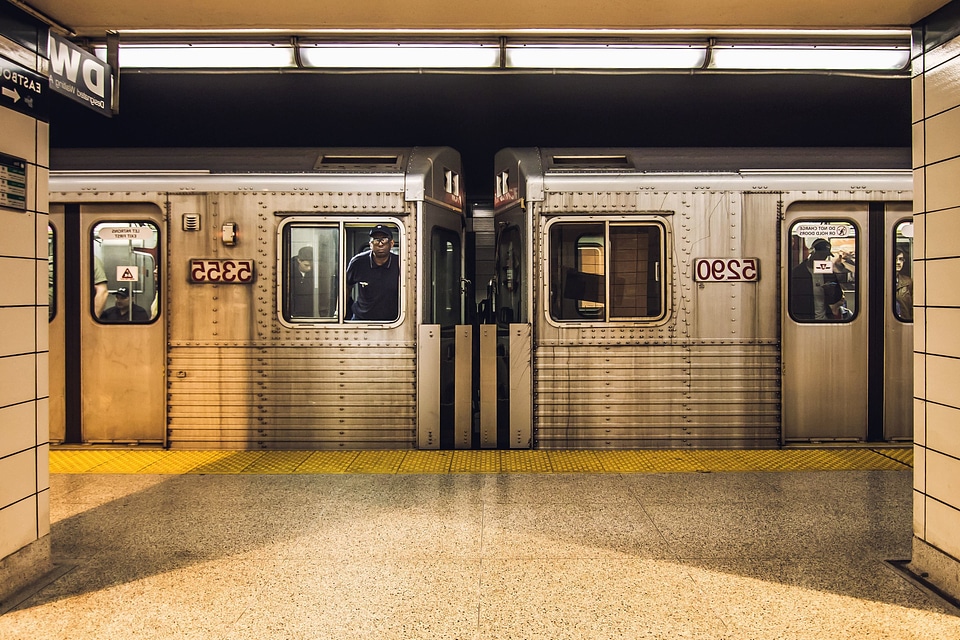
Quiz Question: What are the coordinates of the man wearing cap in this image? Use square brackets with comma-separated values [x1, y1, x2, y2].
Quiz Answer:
[290, 246, 315, 317]
[346, 225, 400, 321]
[790, 238, 850, 321]
[99, 287, 150, 322]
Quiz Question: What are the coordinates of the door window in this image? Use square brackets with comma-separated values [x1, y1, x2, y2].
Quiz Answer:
[787, 221, 857, 323]
[429, 228, 461, 326]
[893, 221, 914, 323]
[93, 222, 160, 323]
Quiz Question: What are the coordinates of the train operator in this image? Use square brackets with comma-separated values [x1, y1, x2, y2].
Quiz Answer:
[346, 225, 400, 321]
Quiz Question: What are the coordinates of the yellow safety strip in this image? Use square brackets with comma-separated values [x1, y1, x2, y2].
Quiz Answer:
[49, 447, 913, 475]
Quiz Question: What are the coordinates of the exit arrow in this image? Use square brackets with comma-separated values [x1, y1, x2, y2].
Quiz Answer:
[2, 87, 20, 103]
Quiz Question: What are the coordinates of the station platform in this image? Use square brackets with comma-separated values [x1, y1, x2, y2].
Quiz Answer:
[4, 447, 960, 639]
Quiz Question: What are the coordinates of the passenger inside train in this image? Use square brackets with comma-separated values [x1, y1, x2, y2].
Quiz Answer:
[346, 225, 400, 321]
[99, 287, 149, 322]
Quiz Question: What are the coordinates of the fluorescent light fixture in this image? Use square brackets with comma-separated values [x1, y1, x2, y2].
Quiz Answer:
[505, 44, 707, 69]
[299, 44, 500, 68]
[96, 44, 297, 68]
[709, 45, 910, 70]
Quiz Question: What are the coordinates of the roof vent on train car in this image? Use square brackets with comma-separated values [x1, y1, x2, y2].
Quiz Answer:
[550, 155, 633, 169]
[182, 213, 201, 231]
[314, 154, 401, 170]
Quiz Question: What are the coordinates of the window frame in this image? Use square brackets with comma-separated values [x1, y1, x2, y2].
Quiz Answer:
[277, 216, 405, 328]
[92, 220, 161, 325]
[786, 219, 859, 324]
[544, 216, 670, 326]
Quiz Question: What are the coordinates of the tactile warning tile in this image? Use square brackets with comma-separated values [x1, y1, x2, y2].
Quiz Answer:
[450, 450, 501, 473]
[84, 450, 172, 473]
[49, 449, 129, 473]
[243, 450, 313, 474]
[548, 450, 604, 472]
[874, 447, 914, 467]
[346, 450, 407, 474]
[189, 451, 267, 474]
[295, 451, 359, 474]
[501, 450, 553, 473]
[397, 450, 453, 474]
[142, 451, 232, 474]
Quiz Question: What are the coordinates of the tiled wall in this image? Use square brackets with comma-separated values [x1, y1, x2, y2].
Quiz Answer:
[0, 53, 51, 594]
[912, 0, 960, 600]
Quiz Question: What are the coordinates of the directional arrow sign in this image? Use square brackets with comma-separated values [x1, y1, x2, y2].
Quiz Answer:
[0, 54, 47, 121]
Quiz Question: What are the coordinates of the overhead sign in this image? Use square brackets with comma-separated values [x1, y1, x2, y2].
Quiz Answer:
[792, 223, 850, 238]
[48, 33, 113, 117]
[0, 54, 48, 120]
[99, 227, 154, 241]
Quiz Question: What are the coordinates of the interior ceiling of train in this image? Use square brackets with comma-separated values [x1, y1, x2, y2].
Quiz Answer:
[20, 0, 949, 189]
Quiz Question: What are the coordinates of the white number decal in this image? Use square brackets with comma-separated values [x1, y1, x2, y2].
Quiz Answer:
[693, 258, 760, 282]
[189, 259, 255, 283]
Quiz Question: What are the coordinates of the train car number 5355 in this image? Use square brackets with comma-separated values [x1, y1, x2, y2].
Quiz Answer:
[189, 259, 256, 284]
[693, 258, 759, 282]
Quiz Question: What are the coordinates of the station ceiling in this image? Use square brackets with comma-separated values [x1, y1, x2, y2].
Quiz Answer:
[23, 0, 945, 189]
[20, 0, 954, 36]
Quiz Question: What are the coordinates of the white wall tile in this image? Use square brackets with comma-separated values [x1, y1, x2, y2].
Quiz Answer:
[0, 450, 36, 510]
[36, 444, 48, 495]
[925, 55, 960, 117]
[915, 352, 926, 400]
[0, 497, 38, 560]
[914, 489, 925, 537]
[35, 307, 47, 353]
[926, 157, 960, 211]
[36, 397, 48, 444]
[913, 121, 925, 169]
[928, 403, 960, 459]
[0, 354, 36, 408]
[927, 308, 960, 358]
[913, 74, 924, 124]
[926, 354, 960, 408]
[36, 352, 47, 399]
[925, 207, 960, 259]
[915, 445, 927, 493]
[924, 107, 960, 165]
[926, 497, 960, 560]
[914, 306, 926, 354]
[913, 168, 925, 215]
[37, 489, 49, 538]
[35, 209, 48, 260]
[0, 257, 37, 306]
[34, 259, 45, 306]
[0, 108, 37, 163]
[0, 210, 35, 259]
[924, 257, 960, 307]
[0, 402, 36, 458]
[913, 210, 925, 261]
[36, 122, 48, 169]
[914, 258, 925, 307]
[915, 398, 926, 446]
[0, 307, 34, 357]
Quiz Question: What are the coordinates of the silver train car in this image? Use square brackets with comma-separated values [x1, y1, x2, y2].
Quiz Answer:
[486, 148, 914, 448]
[49, 147, 468, 449]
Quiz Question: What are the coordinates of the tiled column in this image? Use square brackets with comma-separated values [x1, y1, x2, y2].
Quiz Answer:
[911, 0, 960, 601]
[0, 16, 52, 600]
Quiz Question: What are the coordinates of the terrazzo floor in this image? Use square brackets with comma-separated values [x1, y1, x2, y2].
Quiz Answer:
[2, 468, 958, 639]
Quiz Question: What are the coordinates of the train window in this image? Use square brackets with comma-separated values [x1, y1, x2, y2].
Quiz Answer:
[894, 221, 914, 323]
[549, 221, 664, 322]
[281, 220, 402, 324]
[92, 222, 160, 324]
[429, 228, 461, 326]
[47, 224, 55, 321]
[787, 221, 857, 323]
[496, 225, 525, 324]
[283, 224, 340, 321]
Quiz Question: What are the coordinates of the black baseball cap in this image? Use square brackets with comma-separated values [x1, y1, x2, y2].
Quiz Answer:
[369, 225, 393, 240]
[115, 287, 130, 298]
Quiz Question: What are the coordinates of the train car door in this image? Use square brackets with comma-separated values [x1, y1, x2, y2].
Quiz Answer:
[49, 204, 165, 445]
[782, 202, 913, 443]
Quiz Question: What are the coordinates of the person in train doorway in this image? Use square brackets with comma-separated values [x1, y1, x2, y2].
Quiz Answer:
[99, 287, 149, 322]
[346, 225, 400, 321]
[790, 238, 852, 321]
[895, 248, 913, 322]
[290, 246, 315, 317]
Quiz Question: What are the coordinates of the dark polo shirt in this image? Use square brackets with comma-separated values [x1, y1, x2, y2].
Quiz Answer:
[346, 250, 399, 321]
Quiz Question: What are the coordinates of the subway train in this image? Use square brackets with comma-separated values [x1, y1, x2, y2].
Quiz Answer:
[48, 146, 914, 450]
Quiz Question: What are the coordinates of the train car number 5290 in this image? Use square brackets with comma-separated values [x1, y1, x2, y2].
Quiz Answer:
[694, 258, 759, 282]
[190, 259, 255, 283]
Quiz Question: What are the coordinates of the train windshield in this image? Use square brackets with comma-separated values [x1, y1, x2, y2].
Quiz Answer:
[548, 221, 664, 322]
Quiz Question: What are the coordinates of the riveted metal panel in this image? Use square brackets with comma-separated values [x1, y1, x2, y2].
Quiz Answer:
[509, 323, 532, 448]
[418, 324, 440, 449]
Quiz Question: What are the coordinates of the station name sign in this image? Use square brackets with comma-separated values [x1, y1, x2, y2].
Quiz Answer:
[48, 34, 113, 117]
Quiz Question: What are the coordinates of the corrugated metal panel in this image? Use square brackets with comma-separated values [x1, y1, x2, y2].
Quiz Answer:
[167, 345, 417, 449]
[535, 343, 780, 449]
